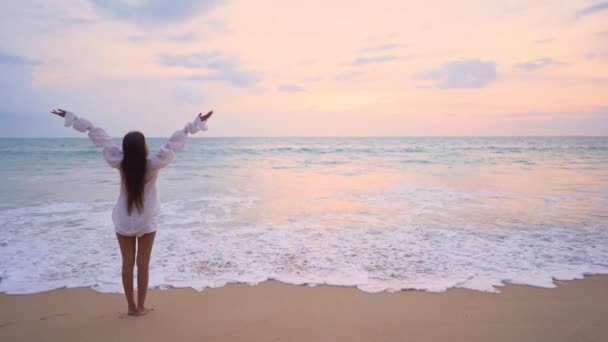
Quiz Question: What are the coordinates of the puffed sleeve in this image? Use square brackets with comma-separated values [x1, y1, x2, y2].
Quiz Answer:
[64, 111, 123, 168]
[149, 114, 208, 170]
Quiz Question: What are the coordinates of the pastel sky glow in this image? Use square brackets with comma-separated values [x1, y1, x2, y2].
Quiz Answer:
[1, 0, 607, 136]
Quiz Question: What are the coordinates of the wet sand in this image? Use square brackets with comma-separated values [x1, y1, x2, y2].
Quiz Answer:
[1, 276, 607, 342]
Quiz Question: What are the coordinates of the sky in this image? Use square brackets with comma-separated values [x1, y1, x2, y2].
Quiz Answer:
[0, 0, 607, 137]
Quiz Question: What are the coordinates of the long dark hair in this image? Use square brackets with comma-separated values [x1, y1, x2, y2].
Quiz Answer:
[121, 131, 147, 215]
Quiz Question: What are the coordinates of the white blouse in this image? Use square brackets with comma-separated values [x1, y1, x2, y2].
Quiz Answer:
[64, 111, 208, 237]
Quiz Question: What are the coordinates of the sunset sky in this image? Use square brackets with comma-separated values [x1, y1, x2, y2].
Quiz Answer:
[1, 0, 607, 136]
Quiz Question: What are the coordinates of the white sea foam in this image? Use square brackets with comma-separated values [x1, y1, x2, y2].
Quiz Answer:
[1, 193, 607, 294]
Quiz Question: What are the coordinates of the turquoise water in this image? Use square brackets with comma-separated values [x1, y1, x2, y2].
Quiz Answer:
[0, 137, 607, 293]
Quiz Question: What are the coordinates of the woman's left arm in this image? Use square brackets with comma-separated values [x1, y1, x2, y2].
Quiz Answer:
[149, 111, 213, 170]
[51, 108, 123, 168]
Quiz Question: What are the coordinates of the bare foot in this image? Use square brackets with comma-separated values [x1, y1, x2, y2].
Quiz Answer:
[127, 303, 138, 316]
[134, 307, 154, 317]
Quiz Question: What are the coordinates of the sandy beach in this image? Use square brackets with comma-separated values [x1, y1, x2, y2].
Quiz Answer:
[1, 276, 607, 342]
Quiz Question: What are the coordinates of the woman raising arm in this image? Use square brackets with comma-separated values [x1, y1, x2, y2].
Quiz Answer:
[51, 108, 214, 316]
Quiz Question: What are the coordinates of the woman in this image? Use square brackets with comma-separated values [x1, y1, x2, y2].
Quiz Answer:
[51, 108, 214, 316]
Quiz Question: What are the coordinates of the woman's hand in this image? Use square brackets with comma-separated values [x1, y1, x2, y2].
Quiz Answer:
[51, 109, 67, 118]
[199, 111, 213, 122]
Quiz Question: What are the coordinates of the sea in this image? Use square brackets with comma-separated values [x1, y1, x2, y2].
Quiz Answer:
[0, 136, 607, 294]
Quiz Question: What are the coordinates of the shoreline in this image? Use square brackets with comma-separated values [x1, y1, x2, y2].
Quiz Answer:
[1, 271, 606, 296]
[1, 275, 607, 341]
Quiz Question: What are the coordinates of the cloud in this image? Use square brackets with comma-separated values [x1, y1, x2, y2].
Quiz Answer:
[576, 2, 608, 18]
[514, 57, 562, 71]
[158, 51, 229, 69]
[335, 71, 365, 81]
[90, 0, 221, 24]
[0, 51, 41, 66]
[127, 35, 147, 43]
[586, 52, 608, 60]
[417, 59, 497, 89]
[352, 55, 402, 66]
[62, 17, 99, 25]
[128, 31, 199, 43]
[303, 76, 322, 82]
[161, 52, 220, 68]
[360, 43, 403, 53]
[278, 84, 305, 92]
[168, 32, 199, 42]
[187, 70, 260, 87]
[158, 51, 261, 87]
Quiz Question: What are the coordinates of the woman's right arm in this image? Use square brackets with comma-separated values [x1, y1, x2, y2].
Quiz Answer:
[51, 109, 123, 168]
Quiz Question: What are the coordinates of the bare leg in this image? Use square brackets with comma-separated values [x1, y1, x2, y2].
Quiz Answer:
[116, 233, 137, 315]
[136, 231, 156, 316]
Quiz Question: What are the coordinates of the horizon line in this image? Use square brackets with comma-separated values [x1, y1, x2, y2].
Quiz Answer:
[1, 135, 607, 139]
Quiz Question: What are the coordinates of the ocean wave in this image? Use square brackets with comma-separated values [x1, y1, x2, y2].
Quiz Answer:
[1, 137, 607, 295]
[1, 198, 607, 294]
